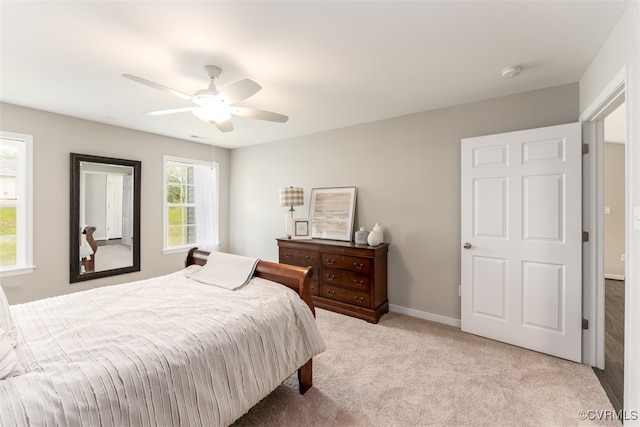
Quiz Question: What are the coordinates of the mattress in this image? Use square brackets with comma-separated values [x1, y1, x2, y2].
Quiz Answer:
[0, 266, 326, 426]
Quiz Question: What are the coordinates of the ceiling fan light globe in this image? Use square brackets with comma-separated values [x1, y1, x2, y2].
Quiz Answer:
[193, 107, 231, 123]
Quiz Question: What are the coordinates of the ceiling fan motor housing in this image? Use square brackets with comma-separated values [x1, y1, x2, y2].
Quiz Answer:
[204, 65, 222, 79]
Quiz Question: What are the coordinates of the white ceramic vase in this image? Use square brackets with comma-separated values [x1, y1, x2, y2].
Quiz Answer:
[367, 223, 384, 246]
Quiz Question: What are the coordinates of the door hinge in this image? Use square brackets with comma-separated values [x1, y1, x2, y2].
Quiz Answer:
[582, 319, 589, 330]
[582, 143, 589, 155]
[582, 231, 589, 242]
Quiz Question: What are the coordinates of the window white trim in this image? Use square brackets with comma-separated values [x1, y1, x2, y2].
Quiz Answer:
[0, 131, 34, 277]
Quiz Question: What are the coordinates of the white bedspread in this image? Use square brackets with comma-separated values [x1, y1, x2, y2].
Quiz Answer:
[0, 266, 326, 427]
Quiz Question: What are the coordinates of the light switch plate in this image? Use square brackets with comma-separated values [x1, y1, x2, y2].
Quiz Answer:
[604, 206, 611, 215]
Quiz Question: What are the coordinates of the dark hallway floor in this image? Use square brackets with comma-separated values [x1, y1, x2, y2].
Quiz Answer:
[594, 278, 625, 412]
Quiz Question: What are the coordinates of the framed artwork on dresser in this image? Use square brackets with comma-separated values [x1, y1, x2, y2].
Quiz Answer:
[308, 186, 357, 241]
[291, 218, 311, 240]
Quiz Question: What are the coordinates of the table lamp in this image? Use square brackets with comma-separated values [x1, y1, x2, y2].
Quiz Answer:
[279, 186, 304, 238]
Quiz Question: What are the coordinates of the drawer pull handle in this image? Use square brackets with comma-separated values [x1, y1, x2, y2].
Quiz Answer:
[353, 279, 365, 286]
[353, 262, 364, 270]
[353, 296, 364, 303]
[327, 290, 336, 296]
[306, 256, 315, 261]
[326, 274, 335, 281]
[327, 258, 335, 265]
[284, 252, 292, 258]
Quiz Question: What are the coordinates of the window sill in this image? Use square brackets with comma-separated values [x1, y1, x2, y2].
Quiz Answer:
[0, 265, 36, 278]
[162, 246, 196, 255]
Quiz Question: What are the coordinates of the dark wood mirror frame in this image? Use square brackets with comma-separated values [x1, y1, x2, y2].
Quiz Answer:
[70, 153, 141, 283]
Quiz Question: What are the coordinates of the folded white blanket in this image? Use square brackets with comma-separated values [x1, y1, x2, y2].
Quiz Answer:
[186, 251, 259, 290]
[79, 234, 94, 260]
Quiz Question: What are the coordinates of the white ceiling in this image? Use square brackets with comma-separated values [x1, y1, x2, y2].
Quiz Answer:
[0, 1, 629, 149]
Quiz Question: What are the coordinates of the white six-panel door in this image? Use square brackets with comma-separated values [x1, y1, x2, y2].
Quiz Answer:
[461, 123, 582, 362]
[106, 174, 124, 240]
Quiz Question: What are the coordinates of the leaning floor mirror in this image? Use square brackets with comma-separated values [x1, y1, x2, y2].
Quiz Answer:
[70, 153, 141, 283]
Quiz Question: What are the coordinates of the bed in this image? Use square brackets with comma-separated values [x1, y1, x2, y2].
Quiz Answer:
[0, 248, 326, 427]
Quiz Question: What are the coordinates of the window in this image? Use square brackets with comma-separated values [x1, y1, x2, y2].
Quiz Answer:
[0, 131, 34, 276]
[163, 156, 218, 253]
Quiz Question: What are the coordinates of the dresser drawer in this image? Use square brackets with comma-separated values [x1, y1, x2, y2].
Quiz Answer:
[320, 284, 371, 307]
[321, 268, 370, 291]
[321, 254, 371, 274]
[279, 248, 319, 268]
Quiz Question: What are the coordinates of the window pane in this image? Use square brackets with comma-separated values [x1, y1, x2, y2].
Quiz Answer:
[186, 206, 196, 226]
[168, 206, 184, 227]
[186, 225, 196, 244]
[185, 166, 195, 203]
[0, 144, 18, 201]
[0, 206, 17, 267]
[167, 225, 185, 247]
[1, 142, 18, 203]
[166, 162, 195, 205]
[167, 183, 182, 203]
[1, 139, 20, 268]
[167, 163, 182, 184]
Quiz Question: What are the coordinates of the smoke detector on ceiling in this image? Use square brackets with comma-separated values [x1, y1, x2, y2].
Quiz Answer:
[501, 65, 522, 79]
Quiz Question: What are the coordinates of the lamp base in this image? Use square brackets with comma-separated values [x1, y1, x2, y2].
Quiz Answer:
[285, 211, 293, 238]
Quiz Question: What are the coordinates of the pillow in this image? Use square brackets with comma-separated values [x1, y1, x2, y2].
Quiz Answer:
[186, 251, 259, 290]
[0, 327, 23, 379]
[0, 286, 16, 346]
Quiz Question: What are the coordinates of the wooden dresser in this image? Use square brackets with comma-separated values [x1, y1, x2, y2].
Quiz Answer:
[277, 238, 389, 323]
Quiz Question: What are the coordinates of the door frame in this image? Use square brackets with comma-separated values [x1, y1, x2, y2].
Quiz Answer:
[580, 66, 627, 370]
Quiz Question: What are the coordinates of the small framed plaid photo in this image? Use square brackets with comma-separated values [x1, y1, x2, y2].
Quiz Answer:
[291, 218, 311, 240]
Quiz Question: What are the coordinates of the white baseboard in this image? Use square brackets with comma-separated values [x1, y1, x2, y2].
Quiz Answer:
[604, 274, 625, 281]
[389, 304, 461, 328]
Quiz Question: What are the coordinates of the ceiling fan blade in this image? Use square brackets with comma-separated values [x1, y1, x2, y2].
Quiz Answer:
[218, 79, 261, 105]
[122, 74, 193, 102]
[230, 106, 289, 123]
[145, 107, 197, 116]
[215, 120, 234, 133]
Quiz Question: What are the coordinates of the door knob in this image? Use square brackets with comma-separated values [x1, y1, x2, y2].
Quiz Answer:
[463, 242, 472, 249]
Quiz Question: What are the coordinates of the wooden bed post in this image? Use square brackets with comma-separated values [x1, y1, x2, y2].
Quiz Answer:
[298, 359, 313, 394]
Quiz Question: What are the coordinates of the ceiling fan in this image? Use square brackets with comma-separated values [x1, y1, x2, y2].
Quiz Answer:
[122, 65, 288, 133]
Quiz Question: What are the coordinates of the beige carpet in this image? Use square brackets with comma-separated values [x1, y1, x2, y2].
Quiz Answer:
[234, 309, 618, 427]
[94, 244, 132, 272]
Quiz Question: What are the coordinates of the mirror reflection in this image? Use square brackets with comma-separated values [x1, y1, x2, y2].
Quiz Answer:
[79, 162, 134, 274]
[70, 153, 141, 283]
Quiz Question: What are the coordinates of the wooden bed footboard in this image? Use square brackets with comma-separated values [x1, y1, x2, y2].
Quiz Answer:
[185, 247, 316, 394]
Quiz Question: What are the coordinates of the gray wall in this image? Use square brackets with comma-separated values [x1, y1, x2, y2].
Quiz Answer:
[0, 103, 230, 304]
[1, 83, 579, 319]
[604, 142, 625, 278]
[229, 83, 579, 321]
